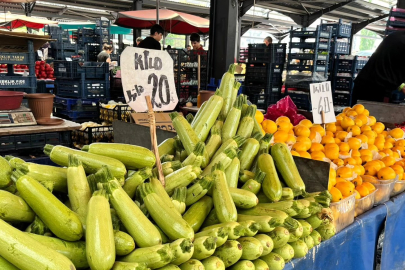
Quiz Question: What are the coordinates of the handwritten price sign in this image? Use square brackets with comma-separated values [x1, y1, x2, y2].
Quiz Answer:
[121, 47, 178, 112]
[310, 81, 336, 124]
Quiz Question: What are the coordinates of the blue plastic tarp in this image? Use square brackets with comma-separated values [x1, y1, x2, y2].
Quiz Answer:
[284, 205, 387, 270]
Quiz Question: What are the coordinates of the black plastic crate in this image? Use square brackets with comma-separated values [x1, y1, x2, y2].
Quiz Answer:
[0, 132, 71, 153]
[55, 76, 110, 99]
[320, 20, 352, 38]
[37, 80, 55, 94]
[247, 43, 287, 63]
[45, 25, 63, 35]
[285, 92, 311, 110]
[391, 7, 405, 19]
[78, 28, 95, 35]
[99, 104, 132, 124]
[54, 61, 109, 80]
[385, 26, 405, 36]
[334, 56, 356, 73]
[332, 76, 354, 91]
[240, 48, 248, 63]
[244, 85, 268, 95]
[289, 42, 329, 50]
[96, 20, 110, 28]
[354, 56, 369, 70]
[72, 126, 114, 146]
[285, 75, 326, 89]
[330, 40, 350, 54]
[290, 29, 331, 39]
[77, 36, 98, 44]
[333, 91, 353, 106]
[55, 108, 99, 120]
[95, 27, 109, 35]
[387, 17, 405, 28]
[247, 94, 271, 110]
[54, 96, 100, 111]
[245, 63, 283, 86]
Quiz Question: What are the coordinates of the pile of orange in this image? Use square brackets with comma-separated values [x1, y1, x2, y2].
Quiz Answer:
[257, 104, 405, 203]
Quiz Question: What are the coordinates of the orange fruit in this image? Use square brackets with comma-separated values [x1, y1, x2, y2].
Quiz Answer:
[337, 167, 353, 179]
[382, 156, 396, 167]
[364, 166, 378, 177]
[298, 151, 311, 159]
[352, 104, 365, 115]
[288, 129, 295, 135]
[384, 141, 394, 150]
[276, 116, 290, 123]
[395, 139, 405, 147]
[342, 108, 351, 113]
[292, 142, 308, 152]
[377, 160, 386, 169]
[360, 149, 372, 156]
[379, 151, 387, 158]
[363, 109, 370, 117]
[355, 114, 368, 126]
[321, 136, 335, 145]
[395, 160, 405, 167]
[366, 160, 382, 169]
[341, 117, 355, 130]
[354, 157, 363, 165]
[382, 131, 389, 137]
[362, 182, 376, 193]
[352, 175, 363, 187]
[273, 130, 288, 143]
[356, 185, 370, 197]
[344, 157, 357, 166]
[346, 110, 358, 117]
[277, 121, 291, 132]
[347, 125, 361, 136]
[310, 143, 324, 153]
[286, 134, 297, 145]
[391, 165, 404, 178]
[361, 125, 372, 132]
[325, 131, 334, 138]
[335, 126, 344, 132]
[353, 165, 365, 176]
[372, 122, 385, 134]
[374, 138, 385, 150]
[311, 151, 326, 161]
[255, 110, 264, 124]
[329, 177, 337, 191]
[336, 131, 349, 141]
[335, 138, 342, 144]
[348, 138, 361, 150]
[354, 118, 363, 127]
[354, 190, 361, 199]
[393, 146, 405, 158]
[368, 116, 377, 126]
[333, 159, 345, 167]
[336, 177, 348, 183]
[361, 155, 373, 164]
[310, 125, 325, 137]
[326, 123, 337, 133]
[390, 128, 405, 139]
[293, 125, 310, 137]
[363, 130, 376, 139]
[381, 149, 394, 156]
[336, 115, 343, 121]
[356, 134, 368, 144]
[296, 136, 312, 151]
[335, 181, 355, 197]
[299, 119, 313, 128]
[339, 142, 350, 152]
[368, 145, 378, 152]
[330, 187, 343, 202]
[330, 167, 336, 178]
[324, 143, 340, 160]
[291, 150, 300, 157]
[377, 167, 396, 180]
[261, 119, 277, 134]
[351, 149, 361, 157]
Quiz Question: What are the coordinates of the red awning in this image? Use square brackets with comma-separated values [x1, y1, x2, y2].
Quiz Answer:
[0, 13, 58, 30]
[115, 9, 209, 35]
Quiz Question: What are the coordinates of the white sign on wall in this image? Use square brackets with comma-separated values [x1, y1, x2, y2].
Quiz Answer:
[121, 47, 178, 112]
[310, 81, 336, 124]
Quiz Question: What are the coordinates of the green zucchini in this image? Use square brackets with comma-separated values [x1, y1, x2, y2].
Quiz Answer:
[238, 208, 299, 231]
[0, 156, 12, 188]
[252, 259, 269, 270]
[229, 260, 255, 270]
[237, 215, 281, 233]
[229, 187, 258, 209]
[171, 187, 187, 215]
[170, 238, 194, 265]
[298, 219, 313, 238]
[0, 219, 76, 270]
[202, 222, 245, 240]
[273, 243, 295, 262]
[0, 255, 18, 270]
[179, 259, 204, 270]
[236, 105, 257, 139]
[44, 144, 126, 178]
[239, 220, 261, 237]
[106, 179, 162, 248]
[25, 216, 51, 236]
[241, 170, 266, 195]
[257, 201, 304, 217]
[122, 244, 174, 269]
[239, 170, 255, 183]
[16, 175, 83, 241]
[268, 227, 290, 249]
[183, 196, 213, 232]
[282, 187, 295, 201]
[303, 235, 315, 250]
[26, 233, 88, 269]
[194, 227, 229, 247]
[225, 157, 241, 188]
[67, 154, 91, 224]
[290, 239, 308, 258]
[4, 155, 25, 170]
[239, 236, 264, 260]
[191, 236, 217, 260]
[310, 230, 322, 246]
[82, 143, 156, 169]
[254, 234, 274, 256]
[185, 176, 213, 206]
[201, 208, 221, 228]
[154, 161, 182, 176]
[201, 147, 238, 176]
[260, 253, 285, 270]
[155, 225, 171, 244]
[212, 240, 243, 267]
[161, 154, 175, 162]
[158, 264, 181, 270]
[139, 183, 194, 241]
[212, 162, 237, 223]
[0, 190, 35, 223]
[222, 94, 244, 142]
[239, 134, 261, 172]
[165, 165, 199, 196]
[231, 81, 241, 108]
[212, 135, 246, 161]
[112, 261, 149, 270]
[186, 113, 194, 124]
[205, 125, 222, 160]
[219, 64, 236, 120]
[271, 143, 306, 193]
[181, 142, 205, 167]
[250, 134, 274, 172]
[159, 138, 176, 157]
[258, 153, 282, 202]
[115, 231, 136, 256]
[201, 256, 225, 270]
[123, 167, 152, 199]
[256, 191, 271, 203]
[149, 175, 182, 217]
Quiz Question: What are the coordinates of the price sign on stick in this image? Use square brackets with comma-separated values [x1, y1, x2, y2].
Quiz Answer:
[310, 81, 336, 124]
[121, 47, 178, 112]
[121, 47, 179, 185]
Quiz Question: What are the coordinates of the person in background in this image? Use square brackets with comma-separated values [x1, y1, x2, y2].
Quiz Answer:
[190, 33, 204, 51]
[166, 45, 172, 50]
[186, 45, 191, 51]
[97, 44, 113, 63]
[353, 31, 405, 104]
[264, 36, 272, 46]
[136, 37, 143, 46]
[138, 24, 164, 50]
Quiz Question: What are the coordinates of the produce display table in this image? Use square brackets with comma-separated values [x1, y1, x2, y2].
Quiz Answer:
[284, 192, 405, 270]
[0, 118, 81, 136]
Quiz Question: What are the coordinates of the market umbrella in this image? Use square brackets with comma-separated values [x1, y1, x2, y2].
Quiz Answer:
[115, 9, 209, 35]
[0, 12, 58, 30]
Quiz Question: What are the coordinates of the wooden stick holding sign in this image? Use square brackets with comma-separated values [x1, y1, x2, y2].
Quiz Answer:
[321, 110, 326, 130]
[145, 96, 165, 185]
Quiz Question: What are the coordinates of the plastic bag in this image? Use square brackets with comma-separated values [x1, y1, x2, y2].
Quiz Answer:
[264, 95, 306, 125]
[291, 114, 306, 126]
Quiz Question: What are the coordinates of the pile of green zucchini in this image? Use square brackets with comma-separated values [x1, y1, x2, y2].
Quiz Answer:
[0, 64, 336, 270]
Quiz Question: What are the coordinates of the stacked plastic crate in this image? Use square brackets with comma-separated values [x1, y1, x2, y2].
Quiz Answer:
[53, 61, 110, 122]
[385, 7, 405, 36]
[243, 43, 287, 110]
[284, 26, 332, 110]
[46, 26, 78, 61]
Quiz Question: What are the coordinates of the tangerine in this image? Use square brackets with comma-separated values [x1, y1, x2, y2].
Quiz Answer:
[377, 167, 396, 180]
[261, 119, 277, 134]
[330, 187, 343, 202]
[335, 181, 355, 197]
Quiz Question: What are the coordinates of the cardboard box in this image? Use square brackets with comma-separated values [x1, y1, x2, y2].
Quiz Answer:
[131, 112, 176, 133]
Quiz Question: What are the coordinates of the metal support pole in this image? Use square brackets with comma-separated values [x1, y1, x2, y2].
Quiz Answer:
[157, 0, 160, 24]
[133, 0, 142, 46]
[118, 34, 124, 53]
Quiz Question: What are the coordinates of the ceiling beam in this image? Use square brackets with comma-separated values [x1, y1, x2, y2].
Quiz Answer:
[240, 0, 255, 17]
[301, 0, 355, 27]
[352, 13, 389, 35]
